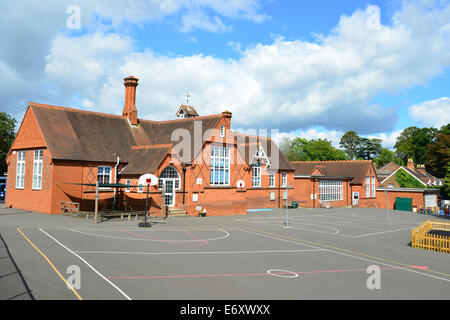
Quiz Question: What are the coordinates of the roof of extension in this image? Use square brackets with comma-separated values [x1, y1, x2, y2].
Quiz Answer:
[381, 166, 443, 187]
[290, 160, 375, 185]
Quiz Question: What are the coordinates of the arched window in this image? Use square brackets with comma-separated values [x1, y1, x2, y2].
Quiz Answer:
[159, 166, 181, 190]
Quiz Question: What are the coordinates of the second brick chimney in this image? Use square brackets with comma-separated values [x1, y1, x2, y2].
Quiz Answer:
[407, 158, 415, 170]
[123, 76, 139, 125]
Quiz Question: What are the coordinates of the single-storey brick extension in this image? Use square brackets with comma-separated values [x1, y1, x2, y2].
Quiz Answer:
[5, 76, 438, 215]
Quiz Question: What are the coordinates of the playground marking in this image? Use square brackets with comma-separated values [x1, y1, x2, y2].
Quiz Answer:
[39, 228, 132, 300]
[240, 227, 450, 282]
[248, 218, 413, 238]
[69, 228, 230, 242]
[74, 248, 325, 255]
[267, 269, 299, 278]
[16, 227, 83, 300]
[106, 266, 418, 280]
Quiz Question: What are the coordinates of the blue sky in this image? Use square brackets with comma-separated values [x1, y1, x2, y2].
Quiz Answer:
[0, 0, 449, 148]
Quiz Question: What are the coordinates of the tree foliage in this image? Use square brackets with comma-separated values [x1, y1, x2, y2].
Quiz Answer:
[395, 126, 438, 165]
[282, 137, 348, 161]
[0, 112, 17, 175]
[339, 131, 360, 160]
[441, 162, 450, 200]
[425, 124, 450, 178]
[374, 148, 401, 168]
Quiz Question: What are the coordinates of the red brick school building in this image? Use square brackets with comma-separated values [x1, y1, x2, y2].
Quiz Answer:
[5, 76, 438, 216]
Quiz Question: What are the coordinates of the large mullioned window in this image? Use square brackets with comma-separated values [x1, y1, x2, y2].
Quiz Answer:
[16, 151, 26, 189]
[252, 162, 261, 187]
[371, 177, 376, 198]
[32, 150, 44, 190]
[210, 146, 230, 186]
[319, 180, 343, 202]
[365, 176, 370, 198]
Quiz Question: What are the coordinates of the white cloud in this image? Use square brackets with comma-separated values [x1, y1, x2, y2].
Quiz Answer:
[368, 129, 403, 149]
[2, 0, 450, 139]
[43, 1, 450, 134]
[409, 97, 450, 128]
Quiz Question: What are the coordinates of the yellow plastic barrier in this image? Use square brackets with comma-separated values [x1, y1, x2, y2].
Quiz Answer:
[411, 220, 450, 254]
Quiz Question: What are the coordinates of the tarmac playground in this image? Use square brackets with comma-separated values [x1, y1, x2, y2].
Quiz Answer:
[1, 205, 449, 300]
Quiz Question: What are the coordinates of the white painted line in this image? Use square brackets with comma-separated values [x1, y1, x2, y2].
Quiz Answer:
[350, 228, 413, 238]
[267, 269, 299, 279]
[240, 229, 450, 283]
[69, 228, 230, 242]
[39, 228, 132, 300]
[250, 220, 341, 235]
[74, 249, 326, 255]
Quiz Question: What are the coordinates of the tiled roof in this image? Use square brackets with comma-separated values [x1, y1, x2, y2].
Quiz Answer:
[290, 160, 374, 184]
[376, 161, 400, 176]
[30, 103, 221, 173]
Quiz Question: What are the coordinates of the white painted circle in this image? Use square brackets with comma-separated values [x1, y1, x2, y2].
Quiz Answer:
[69, 228, 230, 242]
[267, 269, 299, 278]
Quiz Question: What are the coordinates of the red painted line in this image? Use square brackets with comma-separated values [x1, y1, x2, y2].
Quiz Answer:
[410, 265, 429, 270]
[182, 230, 209, 245]
[118, 230, 205, 246]
[107, 266, 407, 280]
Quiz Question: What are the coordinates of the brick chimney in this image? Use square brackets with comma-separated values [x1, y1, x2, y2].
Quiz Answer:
[123, 76, 139, 125]
[407, 158, 415, 170]
[416, 164, 426, 174]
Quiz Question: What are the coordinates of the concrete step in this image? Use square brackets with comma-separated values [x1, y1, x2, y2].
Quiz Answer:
[168, 208, 188, 216]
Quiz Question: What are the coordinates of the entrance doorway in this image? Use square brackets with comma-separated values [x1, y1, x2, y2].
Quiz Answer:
[159, 166, 181, 207]
[352, 192, 359, 206]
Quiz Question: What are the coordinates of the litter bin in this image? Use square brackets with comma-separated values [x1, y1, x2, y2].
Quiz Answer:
[445, 205, 450, 216]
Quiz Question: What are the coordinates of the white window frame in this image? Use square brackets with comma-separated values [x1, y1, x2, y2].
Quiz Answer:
[138, 184, 144, 193]
[16, 151, 26, 189]
[158, 167, 181, 191]
[125, 179, 131, 192]
[371, 177, 376, 198]
[270, 191, 276, 201]
[365, 176, 370, 198]
[98, 166, 112, 188]
[220, 126, 225, 138]
[252, 162, 261, 188]
[281, 172, 287, 187]
[32, 150, 44, 190]
[319, 180, 343, 202]
[269, 173, 275, 188]
[210, 146, 230, 186]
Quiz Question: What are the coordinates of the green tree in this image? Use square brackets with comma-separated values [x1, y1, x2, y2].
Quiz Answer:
[340, 131, 360, 160]
[356, 138, 383, 160]
[279, 136, 299, 161]
[374, 148, 400, 168]
[0, 112, 17, 175]
[395, 126, 438, 165]
[291, 138, 349, 161]
[426, 123, 450, 178]
[441, 162, 450, 199]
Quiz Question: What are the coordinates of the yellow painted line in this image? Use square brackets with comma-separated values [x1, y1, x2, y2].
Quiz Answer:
[244, 227, 450, 279]
[17, 227, 83, 300]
